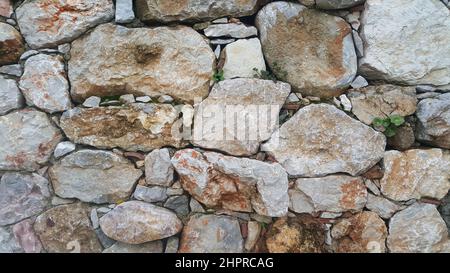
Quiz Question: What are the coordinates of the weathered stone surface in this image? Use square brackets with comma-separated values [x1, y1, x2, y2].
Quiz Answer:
[387, 203, 449, 253]
[289, 175, 367, 214]
[316, 0, 365, 9]
[164, 195, 190, 218]
[416, 93, 450, 149]
[0, 22, 25, 65]
[359, 0, 450, 87]
[16, 0, 114, 49]
[145, 148, 174, 186]
[0, 173, 50, 226]
[222, 38, 266, 79]
[0, 0, 13, 18]
[19, 54, 71, 113]
[387, 123, 415, 151]
[439, 192, 450, 234]
[331, 211, 387, 253]
[133, 185, 168, 203]
[245, 221, 261, 251]
[12, 219, 42, 253]
[0, 226, 21, 253]
[53, 141, 76, 159]
[0, 76, 24, 115]
[115, 0, 135, 24]
[60, 104, 186, 152]
[256, 2, 357, 97]
[69, 23, 215, 104]
[348, 85, 417, 125]
[165, 236, 179, 253]
[366, 194, 404, 219]
[136, 0, 265, 23]
[0, 109, 62, 171]
[172, 149, 289, 217]
[34, 203, 102, 253]
[262, 104, 386, 177]
[49, 150, 142, 204]
[204, 23, 258, 38]
[265, 215, 326, 253]
[99, 201, 182, 244]
[179, 214, 243, 253]
[103, 241, 163, 253]
[380, 149, 450, 201]
[193, 79, 290, 156]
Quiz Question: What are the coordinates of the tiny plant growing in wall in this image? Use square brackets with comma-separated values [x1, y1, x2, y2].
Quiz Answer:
[372, 115, 405, 137]
[212, 69, 224, 82]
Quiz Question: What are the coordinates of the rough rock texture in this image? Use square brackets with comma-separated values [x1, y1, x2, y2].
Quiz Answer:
[366, 194, 404, 219]
[16, 0, 114, 49]
[0, 76, 24, 115]
[265, 216, 326, 253]
[348, 85, 417, 125]
[222, 38, 266, 79]
[60, 104, 186, 152]
[262, 104, 386, 177]
[0, 109, 62, 171]
[331, 211, 387, 253]
[12, 219, 43, 253]
[179, 214, 243, 253]
[99, 201, 182, 244]
[49, 150, 142, 204]
[193, 79, 290, 156]
[103, 241, 163, 253]
[204, 24, 258, 38]
[135, 0, 265, 23]
[289, 175, 367, 214]
[316, 0, 365, 9]
[144, 148, 174, 186]
[0, 173, 50, 226]
[387, 203, 449, 253]
[0, 22, 25, 65]
[380, 149, 450, 201]
[69, 23, 215, 103]
[0, 0, 13, 18]
[416, 93, 450, 149]
[34, 203, 102, 253]
[19, 54, 71, 113]
[0, 226, 21, 253]
[256, 2, 357, 97]
[359, 0, 450, 87]
[172, 149, 289, 217]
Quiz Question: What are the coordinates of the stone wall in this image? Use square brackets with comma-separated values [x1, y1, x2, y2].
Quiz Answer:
[0, 0, 449, 253]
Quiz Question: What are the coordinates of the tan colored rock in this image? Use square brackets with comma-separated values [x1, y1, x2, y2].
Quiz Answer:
[60, 104, 187, 152]
[135, 0, 265, 23]
[0, 22, 25, 65]
[192, 78, 290, 156]
[16, 0, 114, 49]
[331, 211, 387, 253]
[34, 203, 102, 253]
[290, 175, 368, 214]
[262, 104, 386, 177]
[69, 23, 215, 104]
[99, 201, 183, 244]
[380, 149, 450, 201]
[265, 216, 327, 253]
[348, 85, 417, 125]
[0, 0, 13, 18]
[256, 2, 357, 97]
[172, 149, 289, 217]
[387, 203, 449, 253]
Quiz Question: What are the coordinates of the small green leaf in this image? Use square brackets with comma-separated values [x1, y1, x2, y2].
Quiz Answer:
[390, 115, 405, 127]
[385, 126, 397, 137]
[372, 118, 385, 127]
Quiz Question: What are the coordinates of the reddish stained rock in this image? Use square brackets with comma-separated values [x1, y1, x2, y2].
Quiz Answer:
[12, 219, 42, 253]
[0, 0, 13, 18]
[16, 0, 114, 49]
[0, 22, 25, 65]
[172, 149, 289, 217]
[331, 211, 387, 253]
[0, 109, 62, 171]
[265, 215, 327, 253]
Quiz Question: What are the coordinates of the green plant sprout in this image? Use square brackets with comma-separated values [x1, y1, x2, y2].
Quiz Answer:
[372, 115, 405, 137]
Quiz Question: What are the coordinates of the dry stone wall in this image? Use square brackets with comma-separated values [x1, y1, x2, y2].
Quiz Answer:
[0, 0, 449, 253]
